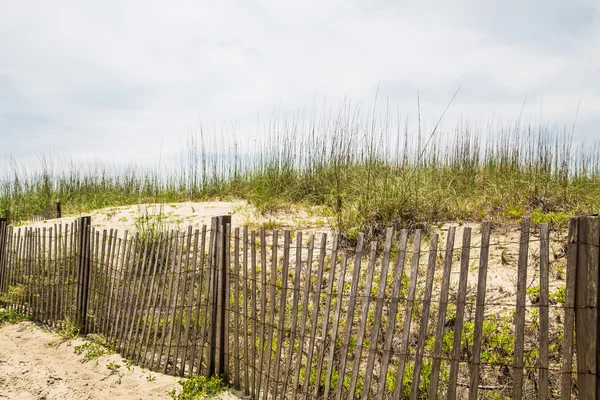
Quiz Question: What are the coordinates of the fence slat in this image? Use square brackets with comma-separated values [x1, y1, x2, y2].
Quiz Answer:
[272, 230, 290, 399]
[116, 232, 136, 352]
[282, 232, 303, 397]
[348, 240, 378, 399]
[362, 228, 393, 399]
[125, 233, 151, 359]
[292, 233, 315, 399]
[164, 232, 186, 374]
[250, 230, 258, 397]
[393, 230, 422, 400]
[102, 231, 119, 336]
[302, 233, 327, 399]
[468, 222, 491, 400]
[539, 222, 549, 399]
[173, 227, 193, 375]
[335, 233, 364, 400]
[575, 216, 599, 398]
[448, 227, 472, 400]
[241, 226, 250, 394]
[429, 227, 456, 399]
[137, 232, 164, 366]
[512, 217, 531, 399]
[67, 222, 76, 322]
[51, 226, 59, 328]
[561, 218, 577, 400]
[187, 228, 203, 375]
[312, 234, 339, 399]
[194, 226, 209, 375]
[262, 230, 278, 400]
[157, 231, 179, 371]
[180, 228, 197, 376]
[376, 230, 409, 398]
[410, 234, 439, 400]
[256, 227, 268, 397]
[232, 227, 241, 388]
[109, 233, 127, 342]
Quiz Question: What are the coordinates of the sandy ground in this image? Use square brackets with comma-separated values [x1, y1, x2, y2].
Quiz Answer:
[25, 200, 329, 235]
[0, 321, 241, 400]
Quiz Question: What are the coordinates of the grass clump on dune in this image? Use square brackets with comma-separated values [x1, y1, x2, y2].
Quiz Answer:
[1, 105, 598, 238]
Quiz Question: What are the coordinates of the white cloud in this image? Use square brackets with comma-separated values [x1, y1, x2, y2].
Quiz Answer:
[0, 0, 598, 163]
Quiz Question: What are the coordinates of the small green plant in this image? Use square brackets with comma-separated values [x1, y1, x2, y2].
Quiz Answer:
[50, 318, 81, 346]
[0, 308, 27, 325]
[147, 373, 156, 382]
[106, 361, 121, 372]
[74, 335, 114, 362]
[169, 375, 227, 399]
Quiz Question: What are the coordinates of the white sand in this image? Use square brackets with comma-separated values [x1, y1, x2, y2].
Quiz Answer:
[0, 321, 241, 400]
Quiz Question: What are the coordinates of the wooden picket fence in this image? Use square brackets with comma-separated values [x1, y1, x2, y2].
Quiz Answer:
[1, 215, 600, 399]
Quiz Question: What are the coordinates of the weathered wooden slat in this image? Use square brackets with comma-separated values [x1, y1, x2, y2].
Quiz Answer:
[561, 218, 577, 400]
[575, 216, 599, 398]
[135, 231, 161, 365]
[223, 222, 231, 378]
[302, 233, 328, 399]
[448, 227, 472, 400]
[100, 229, 115, 334]
[376, 230, 409, 398]
[348, 240, 378, 399]
[539, 222, 549, 399]
[282, 232, 303, 397]
[118, 232, 140, 353]
[109, 232, 128, 343]
[512, 217, 531, 399]
[93, 229, 108, 333]
[187, 228, 203, 375]
[233, 226, 241, 388]
[149, 231, 172, 370]
[292, 234, 315, 399]
[207, 219, 218, 376]
[180, 228, 198, 376]
[262, 229, 278, 400]
[362, 228, 393, 399]
[335, 233, 364, 400]
[163, 232, 186, 374]
[126, 233, 151, 359]
[323, 252, 348, 397]
[410, 234, 439, 400]
[67, 222, 76, 322]
[115, 232, 136, 351]
[312, 234, 339, 399]
[468, 222, 491, 400]
[55, 224, 63, 328]
[193, 227, 209, 375]
[102, 230, 119, 336]
[393, 230, 422, 399]
[428, 227, 456, 400]
[42, 227, 48, 323]
[156, 231, 179, 370]
[241, 226, 250, 394]
[250, 230, 258, 397]
[256, 227, 268, 397]
[271, 230, 291, 399]
[35, 228, 41, 319]
[172, 227, 193, 375]
[137, 232, 164, 366]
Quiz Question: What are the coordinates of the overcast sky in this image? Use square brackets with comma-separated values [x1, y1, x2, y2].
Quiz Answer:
[0, 0, 598, 164]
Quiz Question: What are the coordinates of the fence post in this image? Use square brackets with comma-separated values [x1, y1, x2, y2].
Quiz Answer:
[218, 215, 231, 379]
[0, 218, 7, 299]
[207, 215, 231, 378]
[573, 215, 600, 398]
[75, 216, 92, 333]
[56, 202, 62, 219]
